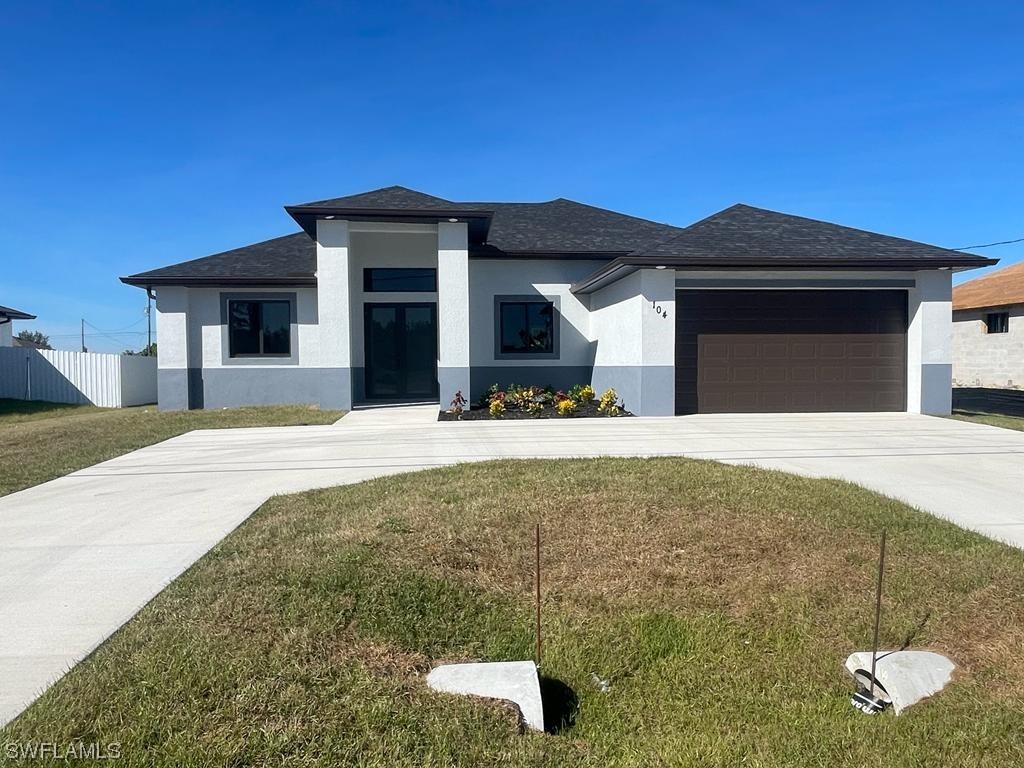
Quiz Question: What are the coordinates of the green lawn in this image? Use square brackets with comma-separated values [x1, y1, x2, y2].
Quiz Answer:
[952, 409, 1024, 432]
[0, 400, 344, 496]
[3, 458, 1022, 766]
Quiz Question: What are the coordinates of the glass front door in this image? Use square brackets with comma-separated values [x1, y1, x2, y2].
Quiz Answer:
[364, 303, 438, 400]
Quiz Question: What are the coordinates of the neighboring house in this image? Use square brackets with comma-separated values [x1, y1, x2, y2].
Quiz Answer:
[120, 186, 995, 416]
[952, 261, 1024, 389]
[0, 304, 36, 347]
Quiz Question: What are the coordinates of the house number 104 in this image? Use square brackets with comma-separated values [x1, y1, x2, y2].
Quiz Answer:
[652, 300, 668, 318]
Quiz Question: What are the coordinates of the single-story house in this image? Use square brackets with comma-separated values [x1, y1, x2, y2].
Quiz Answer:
[953, 260, 1024, 389]
[121, 186, 995, 416]
[0, 304, 36, 347]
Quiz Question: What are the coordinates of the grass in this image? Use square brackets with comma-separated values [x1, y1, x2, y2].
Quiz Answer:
[0, 400, 344, 496]
[952, 409, 1024, 432]
[3, 458, 1023, 766]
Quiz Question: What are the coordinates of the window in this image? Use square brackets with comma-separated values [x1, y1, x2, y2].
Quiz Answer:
[985, 312, 1009, 334]
[364, 268, 437, 292]
[498, 299, 555, 354]
[228, 299, 291, 356]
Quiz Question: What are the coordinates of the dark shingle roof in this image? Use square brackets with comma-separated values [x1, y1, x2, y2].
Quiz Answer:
[632, 203, 984, 264]
[122, 189, 994, 288]
[0, 304, 35, 320]
[463, 199, 683, 253]
[287, 186, 684, 253]
[123, 187, 684, 285]
[297, 186, 457, 210]
[122, 233, 314, 286]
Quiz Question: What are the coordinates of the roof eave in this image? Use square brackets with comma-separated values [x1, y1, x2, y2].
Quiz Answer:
[954, 301, 1024, 312]
[571, 255, 1000, 294]
[0, 310, 36, 321]
[120, 275, 316, 288]
[284, 205, 494, 239]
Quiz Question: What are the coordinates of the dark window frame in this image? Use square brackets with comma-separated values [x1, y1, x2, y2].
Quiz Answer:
[493, 295, 559, 360]
[363, 268, 437, 293]
[219, 292, 299, 364]
[985, 311, 1010, 334]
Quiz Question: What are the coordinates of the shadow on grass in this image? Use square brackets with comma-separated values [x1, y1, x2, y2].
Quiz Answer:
[539, 677, 578, 734]
[0, 399, 90, 418]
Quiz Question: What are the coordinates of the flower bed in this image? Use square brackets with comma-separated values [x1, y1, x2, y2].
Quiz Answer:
[439, 383, 633, 421]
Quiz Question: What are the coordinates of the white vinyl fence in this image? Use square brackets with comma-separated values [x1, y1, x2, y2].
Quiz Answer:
[0, 348, 157, 408]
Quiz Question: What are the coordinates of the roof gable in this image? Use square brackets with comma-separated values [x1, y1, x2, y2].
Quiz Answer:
[954, 260, 1024, 310]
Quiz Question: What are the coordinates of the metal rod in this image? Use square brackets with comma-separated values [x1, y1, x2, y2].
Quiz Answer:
[869, 529, 887, 698]
[535, 522, 541, 669]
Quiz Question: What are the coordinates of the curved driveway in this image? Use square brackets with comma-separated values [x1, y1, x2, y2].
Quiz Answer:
[1, 409, 1023, 726]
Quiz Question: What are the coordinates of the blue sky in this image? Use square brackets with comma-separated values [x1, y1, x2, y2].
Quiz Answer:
[1, 1, 1021, 351]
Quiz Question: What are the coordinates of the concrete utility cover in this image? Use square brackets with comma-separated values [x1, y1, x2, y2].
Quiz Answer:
[426, 660, 544, 732]
[845, 650, 955, 714]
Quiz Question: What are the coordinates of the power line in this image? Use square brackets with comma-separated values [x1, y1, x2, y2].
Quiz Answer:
[954, 236, 1024, 250]
[84, 317, 147, 334]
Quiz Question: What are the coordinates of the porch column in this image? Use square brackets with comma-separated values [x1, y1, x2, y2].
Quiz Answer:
[907, 269, 953, 415]
[437, 221, 470, 408]
[155, 286, 189, 411]
[316, 219, 353, 410]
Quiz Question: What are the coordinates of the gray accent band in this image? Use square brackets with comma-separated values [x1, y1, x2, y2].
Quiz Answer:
[470, 366, 592, 400]
[318, 368, 352, 411]
[591, 365, 676, 416]
[157, 369, 188, 411]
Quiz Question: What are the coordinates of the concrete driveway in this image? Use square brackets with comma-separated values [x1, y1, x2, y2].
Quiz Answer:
[1, 409, 1023, 726]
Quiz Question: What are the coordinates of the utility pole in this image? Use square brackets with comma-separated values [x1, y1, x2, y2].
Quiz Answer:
[80, 318, 86, 353]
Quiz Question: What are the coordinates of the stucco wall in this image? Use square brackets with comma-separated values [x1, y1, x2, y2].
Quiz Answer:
[467, 258, 604, 397]
[589, 268, 675, 415]
[156, 285, 322, 410]
[0, 322, 11, 347]
[953, 304, 1024, 389]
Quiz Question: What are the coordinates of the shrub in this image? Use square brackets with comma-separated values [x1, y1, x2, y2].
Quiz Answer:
[556, 398, 578, 417]
[480, 383, 501, 408]
[569, 383, 595, 404]
[507, 384, 542, 409]
[526, 401, 544, 416]
[598, 388, 624, 416]
[489, 399, 506, 418]
[447, 390, 467, 415]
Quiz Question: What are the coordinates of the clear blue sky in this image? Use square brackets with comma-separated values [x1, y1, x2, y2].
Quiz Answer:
[1, 1, 1021, 351]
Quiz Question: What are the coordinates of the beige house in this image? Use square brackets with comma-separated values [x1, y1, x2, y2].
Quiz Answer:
[953, 261, 1024, 389]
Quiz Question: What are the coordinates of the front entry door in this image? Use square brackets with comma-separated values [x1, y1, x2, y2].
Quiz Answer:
[364, 303, 438, 400]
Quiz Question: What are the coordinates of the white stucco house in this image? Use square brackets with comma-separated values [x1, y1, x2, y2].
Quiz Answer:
[0, 304, 36, 347]
[120, 186, 995, 416]
[953, 260, 1024, 390]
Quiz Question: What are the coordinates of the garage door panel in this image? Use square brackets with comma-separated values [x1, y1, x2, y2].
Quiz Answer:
[695, 333, 906, 412]
[678, 290, 907, 414]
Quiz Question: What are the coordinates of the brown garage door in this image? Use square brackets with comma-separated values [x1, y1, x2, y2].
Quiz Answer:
[676, 290, 907, 414]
